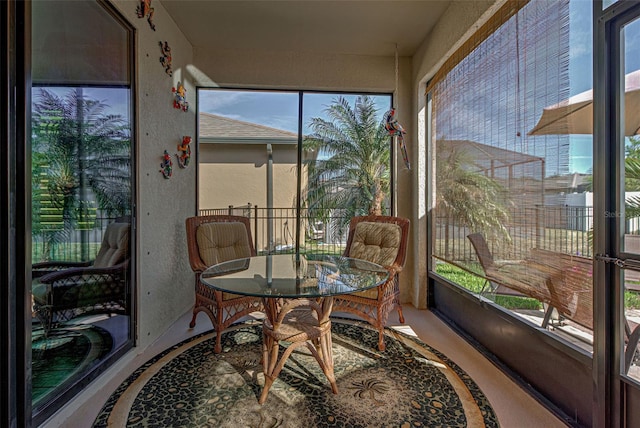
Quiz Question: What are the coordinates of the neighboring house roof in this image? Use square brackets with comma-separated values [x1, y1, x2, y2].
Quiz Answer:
[199, 112, 298, 144]
[437, 139, 544, 173]
[544, 172, 591, 193]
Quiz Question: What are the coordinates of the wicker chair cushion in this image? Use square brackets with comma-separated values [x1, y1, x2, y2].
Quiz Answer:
[93, 223, 130, 268]
[221, 292, 247, 301]
[350, 221, 401, 267]
[197, 222, 252, 266]
[349, 287, 379, 299]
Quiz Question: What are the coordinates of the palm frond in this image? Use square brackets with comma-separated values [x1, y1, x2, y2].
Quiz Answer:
[32, 88, 132, 243]
[303, 95, 391, 218]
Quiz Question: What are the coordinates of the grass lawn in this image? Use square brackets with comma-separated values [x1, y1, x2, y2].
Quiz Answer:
[435, 261, 640, 310]
[435, 262, 542, 311]
[626, 288, 640, 310]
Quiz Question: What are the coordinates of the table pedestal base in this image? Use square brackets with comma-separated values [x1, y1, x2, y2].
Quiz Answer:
[259, 297, 338, 404]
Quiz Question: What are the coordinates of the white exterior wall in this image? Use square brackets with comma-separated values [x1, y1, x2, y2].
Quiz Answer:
[565, 192, 592, 207]
[566, 192, 640, 233]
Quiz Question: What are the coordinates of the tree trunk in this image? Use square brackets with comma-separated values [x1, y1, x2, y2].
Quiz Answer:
[369, 184, 384, 215]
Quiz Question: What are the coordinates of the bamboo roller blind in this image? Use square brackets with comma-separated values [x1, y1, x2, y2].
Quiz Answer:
[425, 0, 529, 95]
[431, 0, 573, 266]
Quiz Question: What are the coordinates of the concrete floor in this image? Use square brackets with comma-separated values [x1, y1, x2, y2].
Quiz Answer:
[42, 305, 567, 428]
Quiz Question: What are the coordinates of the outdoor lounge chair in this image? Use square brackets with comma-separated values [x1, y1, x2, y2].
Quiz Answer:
[32, 221, 131, 336]
[467, 233, 527, 298]
[333, 215, 410, 351]
[467, 232, 562, 326]
[185, 214, 262, 353]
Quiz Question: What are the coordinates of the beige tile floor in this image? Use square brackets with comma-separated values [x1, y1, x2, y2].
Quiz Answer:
[42, 305, 567, 428]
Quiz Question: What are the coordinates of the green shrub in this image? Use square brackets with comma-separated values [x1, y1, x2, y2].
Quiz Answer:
[625, 288, 640, 310]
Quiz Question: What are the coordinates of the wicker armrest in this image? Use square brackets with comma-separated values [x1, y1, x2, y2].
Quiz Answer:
[39, 261, 128, 284]
[33, 260, 93, 270]
[385, 263, 403, 277]
[32, 260, 94, 279]
[190, 259, 209, 273]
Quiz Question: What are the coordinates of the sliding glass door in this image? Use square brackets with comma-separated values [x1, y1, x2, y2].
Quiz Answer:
[3, 1, 29, 426]
[30, 1, 135, 424]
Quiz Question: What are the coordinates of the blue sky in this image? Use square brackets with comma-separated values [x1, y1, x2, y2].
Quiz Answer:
[199, 90, 300, 133]
[32, 86, 131, 121]
[567, 0, 593, 174]
[198, 90, 392, 135]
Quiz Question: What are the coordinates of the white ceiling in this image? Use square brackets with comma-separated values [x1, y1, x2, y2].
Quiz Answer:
[161, 1, 452, 57]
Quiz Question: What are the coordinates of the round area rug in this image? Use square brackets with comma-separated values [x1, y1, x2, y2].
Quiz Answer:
[94, 319, 498, 427]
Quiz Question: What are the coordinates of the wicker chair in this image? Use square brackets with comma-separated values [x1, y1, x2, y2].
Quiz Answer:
[185, 215, 262, 353]
[333, 215, 410, 351]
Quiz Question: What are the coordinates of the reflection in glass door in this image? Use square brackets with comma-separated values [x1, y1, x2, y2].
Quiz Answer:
[30, 1, 134, 423]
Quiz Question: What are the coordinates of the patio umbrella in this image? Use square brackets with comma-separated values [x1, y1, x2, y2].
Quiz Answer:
[529, 70, 640, 136]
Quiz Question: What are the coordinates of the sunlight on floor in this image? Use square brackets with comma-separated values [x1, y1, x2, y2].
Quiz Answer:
[388, 324, 418, 337]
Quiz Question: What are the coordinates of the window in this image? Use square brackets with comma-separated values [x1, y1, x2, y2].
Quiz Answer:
[430, 0, 598, 349]
[198, 89, 392, 256]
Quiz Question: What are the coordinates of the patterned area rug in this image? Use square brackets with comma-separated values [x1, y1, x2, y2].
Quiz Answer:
[94, 319, 498, 427]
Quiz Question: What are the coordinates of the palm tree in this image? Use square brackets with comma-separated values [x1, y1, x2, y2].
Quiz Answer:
[435, 146, 512, 258]
[32, 88, 131, 260]
[303, 96, 390, 239]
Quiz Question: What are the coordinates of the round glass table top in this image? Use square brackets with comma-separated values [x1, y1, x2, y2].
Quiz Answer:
[200, 254, 389, 298]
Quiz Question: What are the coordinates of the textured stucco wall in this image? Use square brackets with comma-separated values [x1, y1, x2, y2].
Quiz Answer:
[410, 0, 501, 308]
[112, 0, 196, 347]
[413, 1, 502, 88]
[199, 143, 298, 213]
[199, 144, 299, 251]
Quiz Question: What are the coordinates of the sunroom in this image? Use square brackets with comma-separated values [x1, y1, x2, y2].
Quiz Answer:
[3, 0, 639, 427]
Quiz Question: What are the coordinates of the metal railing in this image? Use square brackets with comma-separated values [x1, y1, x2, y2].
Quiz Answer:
[434, 205, 598, 263]
[199, 204, 350, 256]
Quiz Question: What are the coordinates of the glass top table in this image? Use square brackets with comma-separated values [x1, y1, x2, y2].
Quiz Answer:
[200, 254, 389, 404]
[200, 254, 389, 298]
